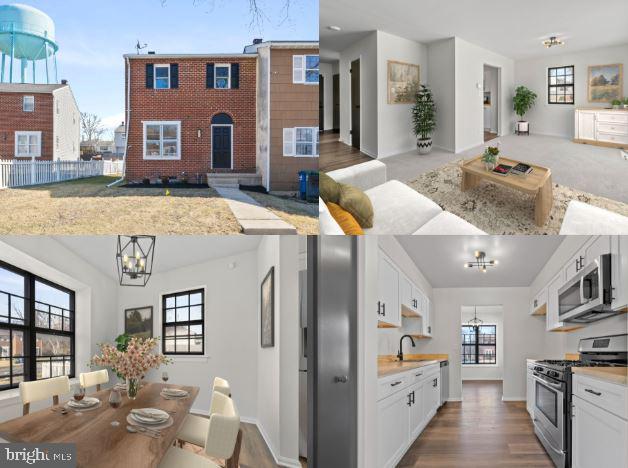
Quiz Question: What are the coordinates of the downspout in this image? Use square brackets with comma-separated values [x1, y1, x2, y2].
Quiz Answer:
[107, 56, 131, 187]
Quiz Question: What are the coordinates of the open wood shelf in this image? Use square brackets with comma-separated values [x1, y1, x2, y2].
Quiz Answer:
[377, 321, 399, 329]
[549, 324, 584, 333]
[401, 309, 422, 318]
[532, 303, 547, 316]
[408, 334, 432, 339]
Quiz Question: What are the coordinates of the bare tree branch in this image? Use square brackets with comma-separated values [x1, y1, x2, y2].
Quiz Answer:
[80, 112, 104, 144]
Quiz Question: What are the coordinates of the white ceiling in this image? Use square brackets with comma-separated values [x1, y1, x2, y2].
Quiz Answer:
[53, 236, 261, 280]
[320, 0, 628, 60]
[397, 236, 564, 288]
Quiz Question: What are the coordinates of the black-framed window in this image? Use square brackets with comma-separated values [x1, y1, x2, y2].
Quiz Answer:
[461, 325, 496, 364]
[162, 288, 204, 355]
[548, 66, 574, 104]
[0, 261, 75, 391]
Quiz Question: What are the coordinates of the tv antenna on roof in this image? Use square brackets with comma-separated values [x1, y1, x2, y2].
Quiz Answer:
[135, 40, 148, 54]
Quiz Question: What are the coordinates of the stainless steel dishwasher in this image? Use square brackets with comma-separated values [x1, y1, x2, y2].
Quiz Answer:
[440, 360, 449, 406]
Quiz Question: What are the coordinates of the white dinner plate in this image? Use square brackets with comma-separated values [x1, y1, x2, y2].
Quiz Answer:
[130, 408, 169, 425]
[68, 397, 99, 408]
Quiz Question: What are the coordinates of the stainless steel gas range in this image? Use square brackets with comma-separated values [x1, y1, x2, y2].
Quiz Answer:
[531, 334, 628, 468]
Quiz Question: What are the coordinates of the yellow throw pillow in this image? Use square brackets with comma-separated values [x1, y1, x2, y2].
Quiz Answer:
[326, 202, 364, 235]
[338, 183, 374, 228]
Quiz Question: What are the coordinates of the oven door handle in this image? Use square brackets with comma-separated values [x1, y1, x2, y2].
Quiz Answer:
[533, 373, 564, 391]
[534, 419, 566, 456]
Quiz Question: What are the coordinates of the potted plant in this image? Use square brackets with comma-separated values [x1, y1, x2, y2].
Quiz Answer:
[513, 86, 537, 135]
[623, 98, 628, 109]
[611, 99, 622, 109]
[160, 175, 170, 186]
[91, 336, 171, 400]
[482, 146, 500, 171]
[412, 84, 436, 154]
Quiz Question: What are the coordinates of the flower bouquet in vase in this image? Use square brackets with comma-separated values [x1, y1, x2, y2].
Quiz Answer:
[91, 336, 171, 400]
[482, 146, 500, 171]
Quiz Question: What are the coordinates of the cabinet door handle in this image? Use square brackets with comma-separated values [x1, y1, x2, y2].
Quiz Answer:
[411, 391, 415, 404]
[584, 388, 602, 396]
[407, 393, 412, 406]
[415, 372, 423, 377]
[390, 381, 402, 387]
[433, 378, 438, 387]
[334, 375, 348, 383]
[377, 301, 381, 316]
[382, 303, 386, 316]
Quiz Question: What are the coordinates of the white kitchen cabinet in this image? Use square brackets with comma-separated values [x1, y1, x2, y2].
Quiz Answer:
[399, 273, 415, 315]
[583, 236, 611, 264]
[377, 388, 410, 468]
[546, 271, 563, 331]
[526, 362, 536, 416]
[408, 381, 424, 440]
[378, 250, 400, 327]
[571, 372, 628, 468]
[423, 373, 440, 421]
[530, 287, 548, 316]
[611, 235, 628, 310]
[576, 110, 596, 141]
[422, 298, 432, 337]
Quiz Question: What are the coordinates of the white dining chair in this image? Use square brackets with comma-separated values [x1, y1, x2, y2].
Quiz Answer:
[19, 375, 70, 415]
[175, 377, 232, 447]
[160, 392, 242, 468]
[79, 369, 109, 392]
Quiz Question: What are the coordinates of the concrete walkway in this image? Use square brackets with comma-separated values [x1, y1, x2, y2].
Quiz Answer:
[214, 187, 297, 234]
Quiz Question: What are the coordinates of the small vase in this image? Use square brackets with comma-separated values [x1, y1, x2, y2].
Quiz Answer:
[126, 378, 140, 400]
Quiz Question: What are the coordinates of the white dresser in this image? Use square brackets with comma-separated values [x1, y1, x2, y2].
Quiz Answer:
[574, 108, 628, 148]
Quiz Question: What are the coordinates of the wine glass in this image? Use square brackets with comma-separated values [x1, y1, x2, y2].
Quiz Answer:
[162, 371, 169, 386]
[109, 388, 122, 427]
[73, 384, 85, 402]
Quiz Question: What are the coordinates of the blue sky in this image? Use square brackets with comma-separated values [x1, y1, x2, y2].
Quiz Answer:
[18, 0, 318, 135]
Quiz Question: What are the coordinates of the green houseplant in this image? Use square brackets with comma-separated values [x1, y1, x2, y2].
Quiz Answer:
[623, 97, 628, 109]
[412, 84, 436, 154]
[513, 86, 537, 135]
[611, 99, 622, 109]
[482, 146, 500, 171]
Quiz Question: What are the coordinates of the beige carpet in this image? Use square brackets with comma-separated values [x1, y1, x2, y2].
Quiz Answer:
[406, 160, 628, 234]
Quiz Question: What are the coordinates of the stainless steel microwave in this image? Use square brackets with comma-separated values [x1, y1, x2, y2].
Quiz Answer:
[558, 254, 615, 323]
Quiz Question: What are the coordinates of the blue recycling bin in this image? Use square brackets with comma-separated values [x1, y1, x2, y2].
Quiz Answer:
[298, 171, 319, 202]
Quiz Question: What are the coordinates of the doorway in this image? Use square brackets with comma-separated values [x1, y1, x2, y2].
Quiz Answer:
[483, 65, 500, 142]
[211, 113, 233, 169]
[319, 75, 325, 132]
[333, 73, 340, 132]
[350, 59, 360, 150]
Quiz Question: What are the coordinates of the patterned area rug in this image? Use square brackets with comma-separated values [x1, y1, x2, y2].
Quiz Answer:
[405, 160, 628, 234]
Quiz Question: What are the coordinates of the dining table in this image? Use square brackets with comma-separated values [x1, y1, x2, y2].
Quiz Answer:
[0, 382, 199, 468]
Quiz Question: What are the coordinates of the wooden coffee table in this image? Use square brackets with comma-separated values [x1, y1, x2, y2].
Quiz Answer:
[460, 156, 553, 227]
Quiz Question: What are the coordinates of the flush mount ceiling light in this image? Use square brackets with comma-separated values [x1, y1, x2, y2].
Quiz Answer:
[543, 36, 564, 48]
[327, 25, 342, 31]
[116, 235, 155, 286]
[463, 250, 498, 273]
[467, 306, 484, 328]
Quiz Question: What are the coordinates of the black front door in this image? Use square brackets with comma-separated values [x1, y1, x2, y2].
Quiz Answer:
[212, 125, 232, 169]
[319, 75, 325, 131]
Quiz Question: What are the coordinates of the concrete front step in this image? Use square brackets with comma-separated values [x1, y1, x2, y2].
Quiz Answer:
[207, 173, 262, 188]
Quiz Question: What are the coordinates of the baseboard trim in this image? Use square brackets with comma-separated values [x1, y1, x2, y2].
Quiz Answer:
[447, 397, 463, 402]
[502, 396, 526, 402]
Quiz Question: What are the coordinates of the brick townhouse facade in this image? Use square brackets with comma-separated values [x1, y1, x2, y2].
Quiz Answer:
[0, 83, 80, 161]
[124, 40, 319, 192]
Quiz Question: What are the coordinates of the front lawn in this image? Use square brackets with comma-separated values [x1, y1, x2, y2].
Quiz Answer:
[0, 177, 319, 235]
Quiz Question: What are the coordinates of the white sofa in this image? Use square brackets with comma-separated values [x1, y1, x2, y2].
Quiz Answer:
[560, 201, 628, 234]
[320, 160, 486, 235]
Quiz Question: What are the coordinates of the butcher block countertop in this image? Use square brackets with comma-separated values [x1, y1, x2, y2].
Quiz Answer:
[378, 354, 447, 378]
[572, 367, 628, 386]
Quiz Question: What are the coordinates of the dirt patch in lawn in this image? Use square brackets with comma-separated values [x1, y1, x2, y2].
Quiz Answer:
[0, 176, 241, 235]
[247, 192, 318, 235]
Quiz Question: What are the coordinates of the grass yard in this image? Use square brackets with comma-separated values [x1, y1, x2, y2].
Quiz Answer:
[248, 192, 318, 234]
[0, 176, 318, 235]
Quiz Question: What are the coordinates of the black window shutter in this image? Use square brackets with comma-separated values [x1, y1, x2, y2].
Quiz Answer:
[231, 63, 240, 89]
[146, 63, 154, 89]
[206, 63, 214, 89]
[170, 64, 179, 88]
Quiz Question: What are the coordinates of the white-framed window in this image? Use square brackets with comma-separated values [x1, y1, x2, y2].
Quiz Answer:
[154, 64, 171, 89]
[143, 121, 181, 160]
[283, 127, 319, 157]
[15, 131, 42, 158]
[293, 55, 319, 84]
[23, 96, 34, 112]
[214, 64, 231, 89]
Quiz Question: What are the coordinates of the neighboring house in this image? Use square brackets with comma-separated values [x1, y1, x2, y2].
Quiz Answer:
[123, 40, 319, 192]
[0, 82, 80, 161]
[244, 40, 319, 192]
[113, 122, 126, 156]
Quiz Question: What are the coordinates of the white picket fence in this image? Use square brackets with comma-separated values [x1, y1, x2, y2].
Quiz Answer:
[0, 160, 124, 189]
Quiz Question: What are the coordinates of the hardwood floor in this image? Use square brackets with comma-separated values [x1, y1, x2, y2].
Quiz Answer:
[182, 421, 279, 467]
[398, 380, 554, 467]
[484, 131, 498, 142]
[319, 132, 374, 172]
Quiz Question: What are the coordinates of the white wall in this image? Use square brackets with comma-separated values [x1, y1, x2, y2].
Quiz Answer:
[376, 31, 429, 158]
[514, 43, 628, 138]
[116, 249, 259, 421]
[53, 86, 80, 161]
[483, 65, 498, 133]
[0, 237, 117, 421]
[461, 306, 503, 381]
[455, 37, 515, 152]
[339, 31, 378, 157]
[427, 38, 456, 152]
[430, 287, 544, 401]
[320, 62, 335, 131]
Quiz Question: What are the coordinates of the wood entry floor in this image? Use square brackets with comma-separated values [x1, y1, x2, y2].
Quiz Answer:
[319, 132, 374, 172]
[398, 380, 554, 467]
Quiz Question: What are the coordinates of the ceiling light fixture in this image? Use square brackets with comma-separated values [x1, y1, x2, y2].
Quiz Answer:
[463, 250, 498, 273]
[543, 36, 564, 48]
[327, 25, 341, 31]
[116, 235, 156, 286]
[467, 306, 484, 329]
